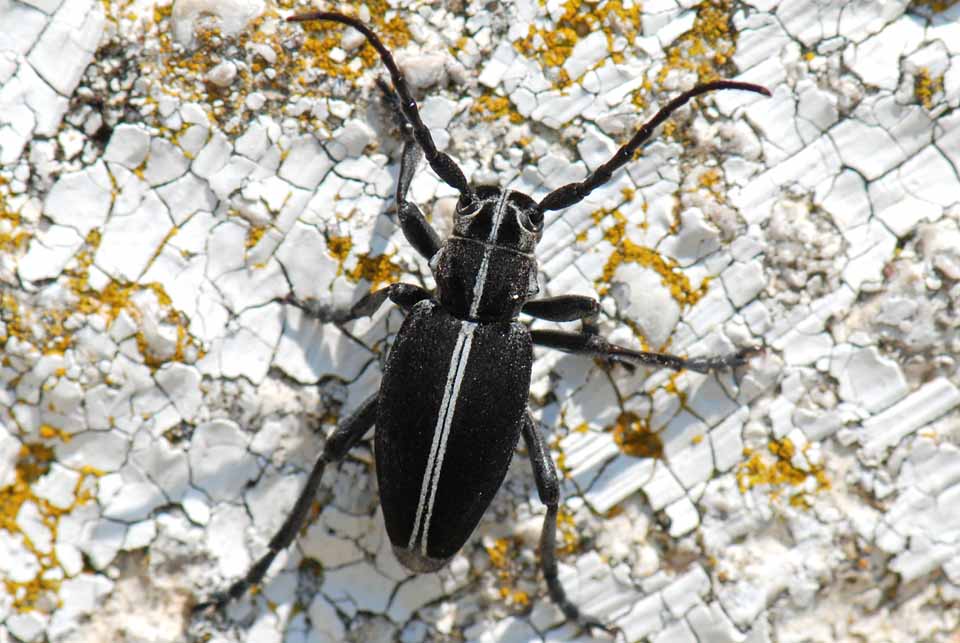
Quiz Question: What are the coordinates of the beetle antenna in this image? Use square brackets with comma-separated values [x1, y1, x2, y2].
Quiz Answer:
[538, 80, 771, 212]
[288, 12, 477, 206]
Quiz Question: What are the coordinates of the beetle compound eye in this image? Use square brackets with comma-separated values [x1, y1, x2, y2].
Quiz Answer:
[457, 198, 480, 217]
[528, 207, 544, 227]
[516, 210, 539, 234]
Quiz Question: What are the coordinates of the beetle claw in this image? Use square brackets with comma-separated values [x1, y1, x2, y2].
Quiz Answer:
[582, 619, 623, 640]
[191, 593, 228, 617]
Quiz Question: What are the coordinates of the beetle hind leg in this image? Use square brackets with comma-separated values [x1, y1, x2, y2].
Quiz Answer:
[521, 413, 621, 637]
[193, 394, 379, 614]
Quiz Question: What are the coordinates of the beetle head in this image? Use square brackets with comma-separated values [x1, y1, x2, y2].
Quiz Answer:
[454, 186, 543, 253]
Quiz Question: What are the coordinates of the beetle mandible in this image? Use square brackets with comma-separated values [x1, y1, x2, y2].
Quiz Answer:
[195, 10, 770, 635]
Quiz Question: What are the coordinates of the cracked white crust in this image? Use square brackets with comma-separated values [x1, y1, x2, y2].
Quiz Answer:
[1, 0, 959, 641]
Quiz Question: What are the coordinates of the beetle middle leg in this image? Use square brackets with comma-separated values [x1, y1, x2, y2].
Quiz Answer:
[531, 328, 756, 373]
[194, 394, 379, 613]
[522, 295, 601, 331]
[521, 413, 621, 638]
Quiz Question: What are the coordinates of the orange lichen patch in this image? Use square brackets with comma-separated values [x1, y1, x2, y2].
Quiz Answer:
[485, 537, 531, 609]
[0, 189, 31, 256]
[499, 586, 531, 607]
[659, 0, 740, 86]
[513, 0, 643, 86]
[556, 506, 586, 556]
[630, 76, 655, 112]
[911, 0, 960, 11]
[555, 447, 569, 475]
[290, 2, 411, 80]
[138, 4, 292, 133]
[326, 235, 354, 267]
[133, 1, 418, 135]
[697, 167, 723, 195]
[605, 504, 624, 519]
[38, 425, 73, 443]
[736, 438, 831, 508]
[346, 253, 403, 291]
[62, 230, 202, 368]
[486, 536, 513, 569]
[0, 441, 102, 612]
[600, 218, 709, 307]
[611, 411, 664, 458]
[245, 224, 267, 250]
[1, 293, 77, 355]
[914, 67, 945, 110]
[325, 233, 402, 291]
[472, 94, 525, 124]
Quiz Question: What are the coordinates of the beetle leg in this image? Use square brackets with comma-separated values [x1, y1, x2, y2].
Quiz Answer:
[373, 77, 443, 260]
[538, 81, 770, 212]
[521, 413, 620, 637]
[287, 282, 432, 323]
[396, 140, 442, 261]
[531, 329, 758, 373]
[522, 295, 601, 332]
[522, 297, 639, 370]
[194, 394, 379, 613]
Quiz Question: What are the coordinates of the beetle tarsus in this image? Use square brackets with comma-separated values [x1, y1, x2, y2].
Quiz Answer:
[523, 415, 620, 633]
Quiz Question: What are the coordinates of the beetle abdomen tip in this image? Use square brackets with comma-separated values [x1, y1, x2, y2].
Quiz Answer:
[393, 545, 450, 573]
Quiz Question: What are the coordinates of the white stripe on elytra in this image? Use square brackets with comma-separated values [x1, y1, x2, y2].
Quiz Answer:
[468, 190, 511, 319]
[406, 191, 511, 555]
[407, 321, 476, 554]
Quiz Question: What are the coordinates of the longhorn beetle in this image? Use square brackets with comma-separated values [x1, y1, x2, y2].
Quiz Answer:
[195, 10, 770, 635]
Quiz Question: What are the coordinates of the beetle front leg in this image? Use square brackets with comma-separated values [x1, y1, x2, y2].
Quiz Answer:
[521, 414, 619, 637]
[375, 76, 443, 261]
[532, 329, 757, 373]
[395, 139, 442, 261]
[193, 394, 379, 613]
[287, 282, 432, 324]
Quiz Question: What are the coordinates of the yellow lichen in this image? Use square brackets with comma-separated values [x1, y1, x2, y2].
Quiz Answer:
[245, 224, 267, 250]
[611, 411, 664, 458]
[736, 438, 831, 508]
[601, 218, 709, 307]
[914, 67, 944, 110]
[0, 187, 31, 255]
[291, 2, 411, 83]
[326, 235, 353, 267]
[658, 0, 740, 87]
[346, 253, 403, 291]
[0, 442, 102, 612]
[513, 0, 643, 87]
[910, 0, 960, 11]
[472, 94, 525, 124]
[325, 234, 402, 290]
[484, 537, 531, 610]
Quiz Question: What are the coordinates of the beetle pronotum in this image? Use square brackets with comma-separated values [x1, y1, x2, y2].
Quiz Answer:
[195, 10, 769, 636]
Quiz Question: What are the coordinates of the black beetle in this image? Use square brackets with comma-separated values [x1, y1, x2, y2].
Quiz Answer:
[196, 10, 770, 635]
